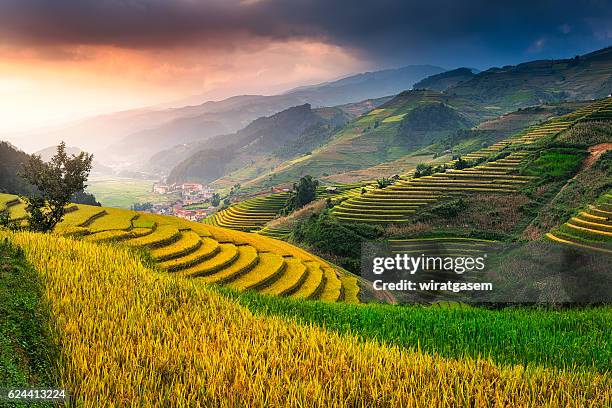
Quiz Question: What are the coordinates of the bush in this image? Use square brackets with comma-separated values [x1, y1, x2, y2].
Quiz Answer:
[292, 211, 383, 272]
[376, 178, 393, 189]
[429, 198, 467, 218]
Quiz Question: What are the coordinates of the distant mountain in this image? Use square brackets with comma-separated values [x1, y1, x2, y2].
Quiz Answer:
[284, 65, 445, 106]
[100, 94, 310, 166]
[413, 68, 477, 91]
[146, 96, 391, 176]
[35, 145, 114, 176]
[167, 104, 351, 185]
[446, 46, 612, 108]
[8, 65, 444, 168]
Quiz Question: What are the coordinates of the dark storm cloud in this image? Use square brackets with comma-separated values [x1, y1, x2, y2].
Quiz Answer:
[1, 0, 610, 67]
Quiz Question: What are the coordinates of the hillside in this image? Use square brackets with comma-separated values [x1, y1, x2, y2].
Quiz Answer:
[233, 90, 496, 190]
[447, 47, 612, 109]
[166, 104, 352, 185]
[322, 101, 589, 184]
[148, 97, 390, 177]
[413, 68, 477, 91]
[0, 194, 359, 303]
[0, 142, 36, 195]
[2, 230, 608, 405]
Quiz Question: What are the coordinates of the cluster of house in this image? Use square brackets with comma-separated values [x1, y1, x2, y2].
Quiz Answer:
[153, 182, 215, 204]
[149, 182, 216, 221]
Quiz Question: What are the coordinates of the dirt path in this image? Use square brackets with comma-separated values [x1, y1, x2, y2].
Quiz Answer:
[550, 143, 612, 202]
[584, 143, 612, 168]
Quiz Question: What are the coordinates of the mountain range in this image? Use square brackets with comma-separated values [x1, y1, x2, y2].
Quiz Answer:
[167, 46, 611, 188]
[7, 65, 444, 166]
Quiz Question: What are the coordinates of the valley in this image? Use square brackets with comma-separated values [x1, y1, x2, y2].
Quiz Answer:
[1, 29, 610, 406]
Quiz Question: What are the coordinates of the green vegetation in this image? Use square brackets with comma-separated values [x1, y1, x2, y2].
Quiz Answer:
[285, 175, 319, 212]
[557, 120, 612, 146]
[216, 286, 611, 373]
[88, 177, 180, 208]
[0, 239, 58, 404]
[292, 211, 383, 271]
[525, 151, 612, 237]
[521, 149, 585, 180]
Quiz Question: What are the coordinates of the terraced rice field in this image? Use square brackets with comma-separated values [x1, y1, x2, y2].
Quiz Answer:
[1, 195, 359, 303]
[331, 151, 532, 223]
[389, 237, 498, 257]
[546, 191, 612, 254]
[204, 192, 290, 231]
[206, 184, 366, 235]
[331, 98, 612, 224]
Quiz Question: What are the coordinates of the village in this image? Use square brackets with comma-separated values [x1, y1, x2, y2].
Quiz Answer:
[147, 182, 217, 222]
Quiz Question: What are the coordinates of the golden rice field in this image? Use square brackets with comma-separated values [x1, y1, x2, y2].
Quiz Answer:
[547, 190, 612, 253]
[3, 230, 609, 407]
[0, 194, 359, 303]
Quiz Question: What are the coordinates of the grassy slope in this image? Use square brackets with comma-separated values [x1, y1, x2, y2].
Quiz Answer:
[2, 230, 609, 406]
[216, 287, 611, 373]
[0, 240, 58, 407]
[241, 90, 494, 190]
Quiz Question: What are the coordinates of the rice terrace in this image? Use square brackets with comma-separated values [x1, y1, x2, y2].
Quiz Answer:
[0, 2, 611, 406]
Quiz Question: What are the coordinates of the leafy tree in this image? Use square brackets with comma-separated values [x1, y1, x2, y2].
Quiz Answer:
[286, 175, 319, 211]
[453, 156, 469, 170]
[211, 193, 221, 207]
[414, 164, 432, 178]
[376, 178, 392, 189]
[18, 142, 93, 232]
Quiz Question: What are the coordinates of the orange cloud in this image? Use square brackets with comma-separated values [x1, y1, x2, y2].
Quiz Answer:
[0, 40, 363, 133]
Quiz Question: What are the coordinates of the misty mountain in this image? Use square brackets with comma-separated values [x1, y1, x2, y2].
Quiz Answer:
[413, 68, 477, 91]
[7, 65, 444, 167]
[35, 145, 114, 176]
[145, 96, 392, 175]
[166, 104, 351, 185]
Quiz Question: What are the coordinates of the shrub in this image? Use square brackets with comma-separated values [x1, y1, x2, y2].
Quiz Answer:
[292, 211, 383, 272]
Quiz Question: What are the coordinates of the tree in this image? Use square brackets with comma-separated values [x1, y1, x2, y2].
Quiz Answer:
[132, 202, 153, 211]
[376, 178, 392, 189]
[211, 193, 221, 207]
[19, 142, 93, 232]
[286, 175, 319, 211]
[453, 156, 469, 170]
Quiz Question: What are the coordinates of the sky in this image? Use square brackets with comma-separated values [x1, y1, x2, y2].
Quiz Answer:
[0, 0, 610, 133]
